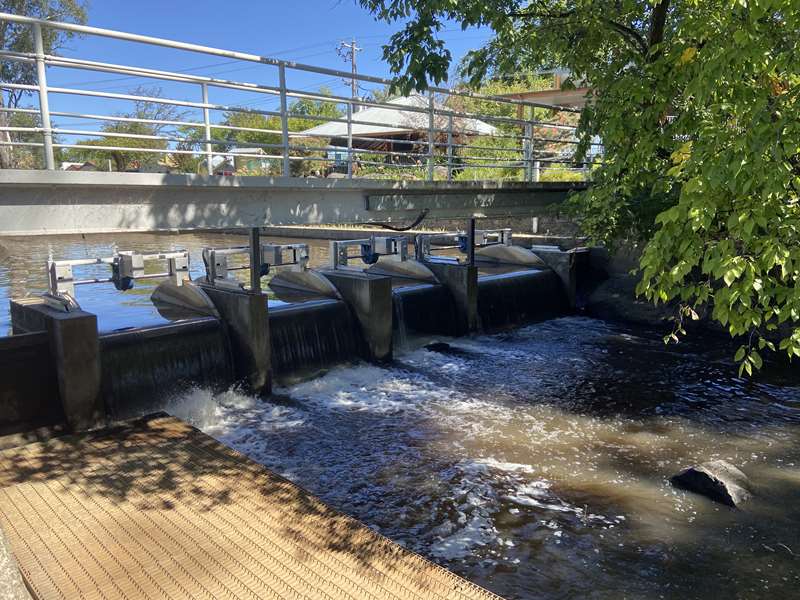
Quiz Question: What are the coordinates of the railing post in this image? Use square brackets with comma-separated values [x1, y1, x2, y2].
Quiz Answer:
[523, 121, 532, 182]
[278, 63, 290, 177]
[467, 217, 476, 267]
[201, 83, 213, 175]
[249, 227, 261, 292]
[346, 101, 353, 179]
[33, 23, 55, 170]
[427, 91, 435, 181]
[530, 105, 538, 182]
[446, 113, 453, 182]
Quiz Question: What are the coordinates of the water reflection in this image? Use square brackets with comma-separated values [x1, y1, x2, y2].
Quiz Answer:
[170, 318, 800, 600]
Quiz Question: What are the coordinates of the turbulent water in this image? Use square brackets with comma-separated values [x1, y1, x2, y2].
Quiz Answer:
[168, 317, 800, 600]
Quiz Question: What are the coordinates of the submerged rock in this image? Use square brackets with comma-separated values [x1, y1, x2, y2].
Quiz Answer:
[670, 460, 752, 507]
[423, 341, 474, 357]
[424, 342, 454, 353]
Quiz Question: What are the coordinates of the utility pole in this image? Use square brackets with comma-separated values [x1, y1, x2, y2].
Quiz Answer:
[337, 39, 362, 101]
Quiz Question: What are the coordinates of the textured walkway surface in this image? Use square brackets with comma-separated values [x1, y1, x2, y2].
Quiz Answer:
[0, 414, 501, 600]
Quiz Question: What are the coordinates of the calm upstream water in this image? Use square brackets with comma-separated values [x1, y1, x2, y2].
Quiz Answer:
[2, 234, 800, 599]
[0, 232, 334, 335]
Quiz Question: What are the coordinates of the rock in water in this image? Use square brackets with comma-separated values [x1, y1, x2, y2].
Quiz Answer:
[424, 342, 453, 353]
[670, 460, 752, 507]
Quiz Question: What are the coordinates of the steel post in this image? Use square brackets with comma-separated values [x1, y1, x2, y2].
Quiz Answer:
[201, 83, 213, 175]
[346, 101, 353, 179]
[467, 217, 476, 267]
[427, 92, 435, 181]
[278, 64, 290, 177]
[447, 114, 453, 182]
[33, 23, 55, 170]
[523, 122, 533, 182]
[249, 227, 261, 292]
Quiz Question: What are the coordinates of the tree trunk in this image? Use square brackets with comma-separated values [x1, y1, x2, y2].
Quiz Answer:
[648, 0, 671, 53]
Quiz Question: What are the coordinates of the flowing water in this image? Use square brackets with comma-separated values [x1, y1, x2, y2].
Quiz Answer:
[4, 234, 800, 598]
[167, 317, 800, 600]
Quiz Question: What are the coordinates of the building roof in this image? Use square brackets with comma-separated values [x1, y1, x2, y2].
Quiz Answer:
[500, 87, 590, 109]
[229, 147, 267, 155]
[297, 94, 497, 139]
[60, 161, 97, 171]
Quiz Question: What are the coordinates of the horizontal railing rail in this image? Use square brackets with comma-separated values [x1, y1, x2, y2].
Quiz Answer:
[0, 11, 600, 182]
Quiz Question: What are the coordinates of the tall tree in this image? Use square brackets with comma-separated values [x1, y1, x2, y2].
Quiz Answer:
[66, 87, 188, 172]
[0, 0, 87, 168]
[205, 88, 344, 176]
[359, 0, 800, 371]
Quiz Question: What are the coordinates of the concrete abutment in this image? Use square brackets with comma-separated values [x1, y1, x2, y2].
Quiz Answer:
[424, 262, 479, 335]
[10, 298, 104, 432]
[320, 271, 394, 362]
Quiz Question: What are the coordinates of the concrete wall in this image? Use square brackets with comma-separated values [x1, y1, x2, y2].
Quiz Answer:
[0, 170, 583, 236]
[9, 299, 104, 432]
[201, 286, 271, 394]
[0, 332, 62, 437]
[425, 263, 479, 335]
[0, 524, 31, 600]
[321, 271, 393, 362]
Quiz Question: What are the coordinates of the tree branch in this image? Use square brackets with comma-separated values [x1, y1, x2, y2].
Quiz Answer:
[602, 18, 648, 55]
[508, 8, 576, 19]
[648, 0, 671, 55]
[509, 6, 648, 56]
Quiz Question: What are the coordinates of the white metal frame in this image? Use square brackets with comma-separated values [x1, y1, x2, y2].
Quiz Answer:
[202, 243, 310, 290]
[0, 12, 600, 181]
[47, 250, 190, 298]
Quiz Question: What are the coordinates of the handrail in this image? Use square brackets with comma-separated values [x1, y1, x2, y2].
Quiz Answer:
[0, 11, 582, 112]
[0, 11, 597, 182]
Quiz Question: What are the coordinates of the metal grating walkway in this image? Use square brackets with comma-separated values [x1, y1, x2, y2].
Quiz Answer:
[0, 415, 501, 600]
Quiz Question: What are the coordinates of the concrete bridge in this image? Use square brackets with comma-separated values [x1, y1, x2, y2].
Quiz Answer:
[0, 169, 586, 236]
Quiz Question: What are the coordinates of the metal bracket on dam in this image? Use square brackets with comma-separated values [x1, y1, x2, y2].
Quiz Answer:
[0, 169, 585, 236]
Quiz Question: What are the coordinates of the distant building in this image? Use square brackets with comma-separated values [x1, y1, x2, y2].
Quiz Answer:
[500, 70, 591, 114]
[229, 148, 271, 173]
[206, 148, 271, 176]
[297, 94, 496, 161]
[60, 161, 98, 171]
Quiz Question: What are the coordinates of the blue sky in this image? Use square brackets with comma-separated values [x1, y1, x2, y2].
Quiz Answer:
[34, 1, 493, 136]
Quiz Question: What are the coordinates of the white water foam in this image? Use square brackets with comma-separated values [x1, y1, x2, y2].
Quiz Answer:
[164, 341, 623, 566]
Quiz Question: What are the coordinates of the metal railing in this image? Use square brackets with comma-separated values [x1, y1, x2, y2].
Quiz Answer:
[0, 12, 600, 182]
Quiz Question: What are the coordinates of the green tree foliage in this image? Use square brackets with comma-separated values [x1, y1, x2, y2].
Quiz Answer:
[359, 0, 800, 369]
[286, 91, 343, 132]
[208, 89, 343, 176]
[3, 109, 49, 168]
[448, 74, 580, 181]
[66, 87, 188, 172]
[0, 0, 87, 168]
